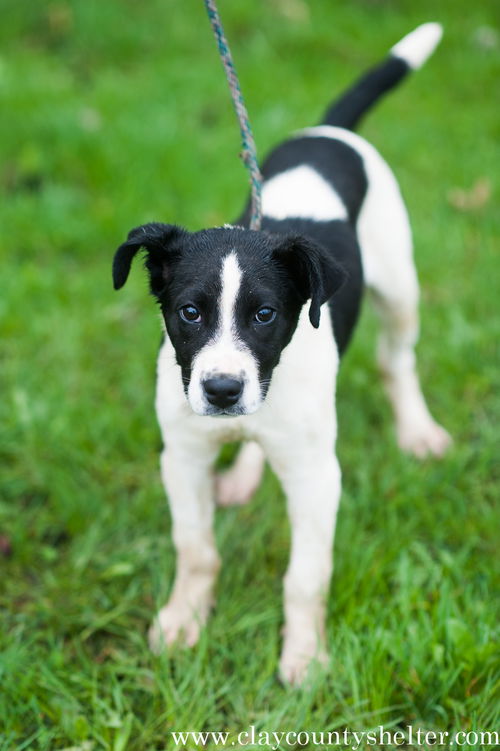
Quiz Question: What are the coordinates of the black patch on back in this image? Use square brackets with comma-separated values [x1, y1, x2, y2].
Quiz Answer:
[240, 136, 368, 226]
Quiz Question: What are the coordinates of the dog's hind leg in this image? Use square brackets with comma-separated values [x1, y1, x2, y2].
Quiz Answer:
[371, 283, 451, 457]
[216, 441, 265, 507]
[149, 441, 221, 652]
[357, 154, 452, 458]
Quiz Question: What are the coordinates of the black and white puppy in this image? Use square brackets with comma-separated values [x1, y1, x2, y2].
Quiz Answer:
[113, 23, 451, 685]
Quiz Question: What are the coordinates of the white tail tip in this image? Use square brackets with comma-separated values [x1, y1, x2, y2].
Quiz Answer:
[391, 22, 443, 70]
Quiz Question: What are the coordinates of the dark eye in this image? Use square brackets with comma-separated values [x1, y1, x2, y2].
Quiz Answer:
[254, 307, 276, 325]
[179, 305, 202, 324]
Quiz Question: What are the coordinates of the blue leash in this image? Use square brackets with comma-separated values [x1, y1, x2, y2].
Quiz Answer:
[203, 0, 263, 230]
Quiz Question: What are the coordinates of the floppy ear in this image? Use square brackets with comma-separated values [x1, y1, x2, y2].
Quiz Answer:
[112, 222, 186, 295]
[272, 234, 347, 328]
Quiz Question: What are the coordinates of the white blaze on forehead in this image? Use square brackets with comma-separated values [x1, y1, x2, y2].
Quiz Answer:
[187, 250, 262, 415]
[218, 251, 242, 340]
[262, 164, 348, 222]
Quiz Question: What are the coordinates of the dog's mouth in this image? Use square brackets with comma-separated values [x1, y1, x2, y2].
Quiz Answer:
[187, 393, 263, 418]
[192, 401, 263, 418]
[203, 404, 247, 417]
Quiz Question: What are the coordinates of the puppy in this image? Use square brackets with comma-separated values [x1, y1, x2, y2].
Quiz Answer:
[113, 23, 451, 685]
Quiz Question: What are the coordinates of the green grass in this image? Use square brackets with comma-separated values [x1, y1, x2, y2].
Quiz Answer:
[1, 0, 499, 748]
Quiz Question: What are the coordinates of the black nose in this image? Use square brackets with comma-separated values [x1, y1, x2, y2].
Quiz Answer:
[203, 376, 243, 409]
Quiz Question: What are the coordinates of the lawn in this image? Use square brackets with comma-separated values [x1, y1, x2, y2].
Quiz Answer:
[0, 0, 499, 748]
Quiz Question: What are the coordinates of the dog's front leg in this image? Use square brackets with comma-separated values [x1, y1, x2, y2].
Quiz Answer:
[270, 445, 341, 686]
[149, 442, 220, 652]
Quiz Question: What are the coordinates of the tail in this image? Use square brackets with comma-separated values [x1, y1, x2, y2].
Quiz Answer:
[321, 23, 443, 130]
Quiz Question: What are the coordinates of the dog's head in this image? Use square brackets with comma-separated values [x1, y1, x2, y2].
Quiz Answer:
[113, 223, 345, 416]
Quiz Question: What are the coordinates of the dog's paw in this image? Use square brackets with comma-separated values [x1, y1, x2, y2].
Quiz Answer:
[398, 419, 452, 459]
[148, 598, 211, 653]
[279, 638, 329, 687]
[215, 441, 264, 507]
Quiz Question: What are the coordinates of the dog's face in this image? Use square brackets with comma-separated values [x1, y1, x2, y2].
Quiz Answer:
[113, 223, 344, 416]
